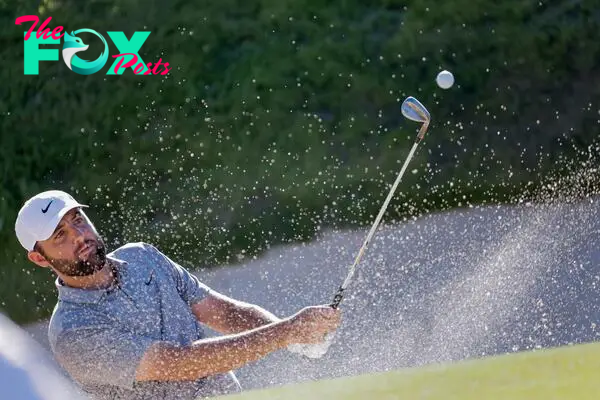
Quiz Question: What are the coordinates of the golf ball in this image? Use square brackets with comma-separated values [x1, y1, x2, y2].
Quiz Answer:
[436, 70, 454, 89]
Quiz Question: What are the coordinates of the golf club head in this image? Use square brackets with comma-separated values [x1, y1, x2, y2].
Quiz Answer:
[401, 96, 430, 123]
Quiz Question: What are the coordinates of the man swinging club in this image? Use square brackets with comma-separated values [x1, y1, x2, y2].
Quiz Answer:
[14, 190, 342, 399]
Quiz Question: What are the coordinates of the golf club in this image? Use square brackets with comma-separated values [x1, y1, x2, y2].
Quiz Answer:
[288, 96, 432, 359]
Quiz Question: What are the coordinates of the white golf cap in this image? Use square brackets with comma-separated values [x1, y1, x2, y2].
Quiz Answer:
[15, 190, 88, 251]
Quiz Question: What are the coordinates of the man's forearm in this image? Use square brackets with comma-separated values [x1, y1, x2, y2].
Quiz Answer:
[136, 319, 291, 382]
[192, 292, 281, 334]
[227, 301, 280, 332]
[193, 295, 280, 334]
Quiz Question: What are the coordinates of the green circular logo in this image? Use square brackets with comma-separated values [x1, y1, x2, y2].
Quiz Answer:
[62, 29, 109, 75]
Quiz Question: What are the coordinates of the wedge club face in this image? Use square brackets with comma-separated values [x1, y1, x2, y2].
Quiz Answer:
[401, 96, 430, 123]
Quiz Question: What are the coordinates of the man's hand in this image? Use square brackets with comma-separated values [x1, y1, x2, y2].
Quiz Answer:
[284, 305, 342, 345]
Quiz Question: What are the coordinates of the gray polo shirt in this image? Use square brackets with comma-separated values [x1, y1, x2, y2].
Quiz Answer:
[48, 242, 242, 399]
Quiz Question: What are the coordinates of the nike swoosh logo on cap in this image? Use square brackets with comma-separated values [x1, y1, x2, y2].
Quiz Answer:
[41, 200, 53, 213]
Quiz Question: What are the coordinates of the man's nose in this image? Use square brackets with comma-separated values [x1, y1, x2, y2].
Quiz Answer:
[70, 224, 87, 242]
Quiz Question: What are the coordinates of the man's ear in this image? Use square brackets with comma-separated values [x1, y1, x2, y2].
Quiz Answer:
[27, 251, 52, 268]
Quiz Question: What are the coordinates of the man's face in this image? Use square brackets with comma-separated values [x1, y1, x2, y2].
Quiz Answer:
[34, 208, 107, 277]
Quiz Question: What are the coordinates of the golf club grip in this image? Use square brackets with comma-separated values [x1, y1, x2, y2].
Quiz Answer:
[286, 287, 344, 359]
[330, 286, 344, 309]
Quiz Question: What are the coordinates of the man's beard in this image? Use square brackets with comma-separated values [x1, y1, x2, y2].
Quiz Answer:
[47, 239, 108, 277]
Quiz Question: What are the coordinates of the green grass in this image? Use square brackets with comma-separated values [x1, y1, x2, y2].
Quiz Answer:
[221, 342, 600, 399]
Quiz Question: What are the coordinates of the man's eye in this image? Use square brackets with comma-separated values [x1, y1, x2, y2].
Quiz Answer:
[56, 231, 64, 239]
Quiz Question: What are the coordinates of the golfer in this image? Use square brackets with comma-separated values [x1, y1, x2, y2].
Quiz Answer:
[14, 190, 341, 399]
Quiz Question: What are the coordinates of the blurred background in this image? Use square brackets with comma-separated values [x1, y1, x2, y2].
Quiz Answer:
[2, 0, 600, 394]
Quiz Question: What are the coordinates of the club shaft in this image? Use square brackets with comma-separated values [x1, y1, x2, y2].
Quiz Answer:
[341, 141, 419, 289]
[331, 123, 428, 308]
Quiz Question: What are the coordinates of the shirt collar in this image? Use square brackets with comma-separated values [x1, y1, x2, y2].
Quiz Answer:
[56, 256, 129, 305]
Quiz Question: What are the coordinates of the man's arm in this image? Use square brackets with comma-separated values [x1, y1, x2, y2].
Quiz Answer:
[55, 306, 340, 386]
[146, 243, 280, 334]
[136, 318, 290, 382]
[136, 305, 340, 382]
[191, 291, 280, 334]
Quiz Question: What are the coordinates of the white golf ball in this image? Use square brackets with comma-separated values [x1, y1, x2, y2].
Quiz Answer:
[436, 70, 454, 89]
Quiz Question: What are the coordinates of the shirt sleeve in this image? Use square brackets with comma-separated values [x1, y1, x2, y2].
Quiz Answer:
[145, 243, 212, 305]
[53, 323, 156, 390]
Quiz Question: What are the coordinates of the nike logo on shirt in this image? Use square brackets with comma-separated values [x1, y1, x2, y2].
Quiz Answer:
[145, 270, 154, 285]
